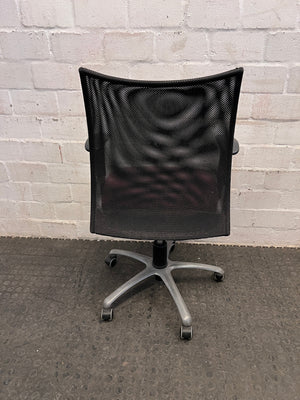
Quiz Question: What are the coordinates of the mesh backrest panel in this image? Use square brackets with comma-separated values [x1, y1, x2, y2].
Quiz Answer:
[80, 68, 243, 240]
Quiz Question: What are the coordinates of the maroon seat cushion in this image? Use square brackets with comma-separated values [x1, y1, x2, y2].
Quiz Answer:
[101, 167, 219, 212]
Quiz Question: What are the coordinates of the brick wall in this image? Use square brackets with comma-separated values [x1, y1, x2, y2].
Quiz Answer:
[0, 0, 299, 245]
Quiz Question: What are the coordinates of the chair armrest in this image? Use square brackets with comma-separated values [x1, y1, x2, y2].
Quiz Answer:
[232, 139, 239, 155]
[85, 139, 90, 152]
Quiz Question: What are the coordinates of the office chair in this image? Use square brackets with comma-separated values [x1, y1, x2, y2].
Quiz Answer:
[79, 67, 243, 339]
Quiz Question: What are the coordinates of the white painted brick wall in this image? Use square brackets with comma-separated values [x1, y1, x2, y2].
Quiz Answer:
[252, 94, 300, 120]
[51, 33, 104, 63]
[288, 68, 300, 93]
[32, 63, 80, 90]
[242, 0, 297, 29]
[104, 32, 153, 61]
[0, 62, 33, 89]
[265, 33, 300, 62]
[0, 91, 12, 114]
[11, 90, 58, 115]
[74, 0, 128, 28]
[20, 141, 62, 163]
[242, 66, 286, 93]
[156, 32, 208, 62]
[0, 0, 299, 246]
[0, 163, 9, 182]
[0, 31, 50, 60]
[6, 162, 49, 182]
[129, 0, 183, 28]
[0, 0, 20, 27]
[273, 122, 300, 145]
[20, 0, 74, 28]
[56, 91, 85, 116]
[188, 0, 239, 29]
[129, 63, 182, 80]
[210, 32, 265, 62]
[32, 183, 72, 202]
[0, 116, 41, 138]
[40, 117, 87, 141]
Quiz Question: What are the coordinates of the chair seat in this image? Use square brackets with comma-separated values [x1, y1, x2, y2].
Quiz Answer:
[94, 208, 227, 240]
[92, 167, 227, 240]
[102, 167, 220, 211]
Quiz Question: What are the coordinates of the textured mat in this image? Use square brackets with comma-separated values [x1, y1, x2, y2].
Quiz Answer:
[0, 237, 299, 400]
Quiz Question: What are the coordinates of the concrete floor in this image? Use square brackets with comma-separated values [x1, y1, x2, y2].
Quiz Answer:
[0, 237, 299, 400]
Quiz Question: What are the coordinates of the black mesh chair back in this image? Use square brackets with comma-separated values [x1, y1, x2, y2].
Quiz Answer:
[79, 68, 243, 241]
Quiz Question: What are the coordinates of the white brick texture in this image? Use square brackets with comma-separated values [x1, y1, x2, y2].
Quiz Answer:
[265, 33, 300, 62]
[0, 91, 12, 114]
[0, 62, 32, 89]
[0, 0, 299, 246]
[0, 140, 22, 161]
[20, 0, 74, 28]
[48, 164, 89, 184]
[274, 122, 300, 145]
[252, 95, 300, 120]
[61, 143, 89, 164]
[7, 162, 49, 182]
[40, 117, 87, 141]
[0, 32, 50, 60]
[0, 0, 19, 27]
[242, 66, 286, 93]
[74, 0, 127, 28]
[16, 201, 54, 219]
[188, 0, 239, 29]
[11, 90, 58, 115]
[32, 183, 72, 202]
[32, 63, 80, 90]
[20, 141, 62, 163]
[288, 68, 300, 93]
[0, 163, 9, 182]
[104, 32, 153, 61]
[243, 146, 293, 169]
[130, 63, 182, 80]
[57, 92, 85, 116]
[210, 32, 265, 62]
[156, 32, 208, 62]
[242, 0, 297, 29]
[51, 33, 104, 63]
[129, 0, 183, 28]
[0, 116, 41, 138]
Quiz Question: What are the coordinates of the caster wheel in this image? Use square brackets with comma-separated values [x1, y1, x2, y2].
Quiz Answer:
[180, 325, 192, 340]
[213, 272, 224, 282]
[105, 254, 117, 268]
[169, 241, 175, 253]
[100, 308, 113, 321]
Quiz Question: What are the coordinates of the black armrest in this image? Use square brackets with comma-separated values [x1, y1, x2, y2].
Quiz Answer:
[85, 139, 90, 152]
[232, 139, 239, 155]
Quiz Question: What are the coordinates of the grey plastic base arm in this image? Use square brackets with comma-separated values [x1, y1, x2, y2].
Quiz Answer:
[102, 243, 224, 329]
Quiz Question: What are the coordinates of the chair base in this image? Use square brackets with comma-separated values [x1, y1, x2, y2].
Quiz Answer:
[101, 241, 224, 340]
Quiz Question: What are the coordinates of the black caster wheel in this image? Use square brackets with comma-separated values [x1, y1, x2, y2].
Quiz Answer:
[169, 241, 175, 253]
[213, 272, 224, 282]
[105, 254, 117, 268]
[180, 325, 192, 340]
[100, 308, 113, 321]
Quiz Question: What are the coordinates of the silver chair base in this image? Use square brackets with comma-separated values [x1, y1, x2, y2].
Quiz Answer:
[101, 241, 224, 340]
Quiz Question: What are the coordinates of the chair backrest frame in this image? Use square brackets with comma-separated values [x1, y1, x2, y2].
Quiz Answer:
[79, 67, 243, 240]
